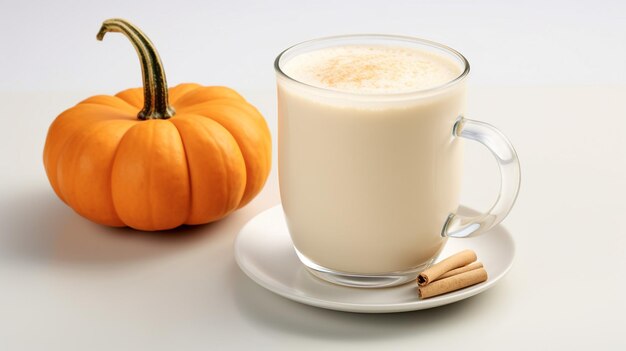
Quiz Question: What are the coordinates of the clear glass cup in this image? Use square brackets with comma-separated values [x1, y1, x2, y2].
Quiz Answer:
[275, 35, 520, 288]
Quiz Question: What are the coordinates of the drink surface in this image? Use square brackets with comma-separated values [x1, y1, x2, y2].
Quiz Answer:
[282, 45, 461, 94]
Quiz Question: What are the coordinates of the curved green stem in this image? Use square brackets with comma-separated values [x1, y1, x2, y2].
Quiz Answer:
[97, 18, 175, 120]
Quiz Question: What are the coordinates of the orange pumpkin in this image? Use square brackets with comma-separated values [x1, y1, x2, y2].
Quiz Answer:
[43, 19, 271, 231]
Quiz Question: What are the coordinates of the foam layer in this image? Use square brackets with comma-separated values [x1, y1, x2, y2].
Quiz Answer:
[282, 45, 462, 94]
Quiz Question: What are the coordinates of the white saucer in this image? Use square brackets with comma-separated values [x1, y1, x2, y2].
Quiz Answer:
[235, 205, 515, 313]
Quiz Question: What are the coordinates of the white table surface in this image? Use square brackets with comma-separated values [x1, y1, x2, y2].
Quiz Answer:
[1, 1, 625, 349]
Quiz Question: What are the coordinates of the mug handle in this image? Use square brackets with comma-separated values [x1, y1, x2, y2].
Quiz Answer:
[442, 117, 521, 238]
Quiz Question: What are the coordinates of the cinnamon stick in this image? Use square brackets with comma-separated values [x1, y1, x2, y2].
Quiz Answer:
[417, 249, 477, 286]
[418, 268, 488, 299]
[436, 262, 483, 281]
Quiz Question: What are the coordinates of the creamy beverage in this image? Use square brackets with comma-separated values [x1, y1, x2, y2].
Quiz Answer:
[276, 36, 521, 288]
[277, 44, 466, 276]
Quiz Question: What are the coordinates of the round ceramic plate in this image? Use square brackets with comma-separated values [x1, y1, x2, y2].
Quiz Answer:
[235, 205, 515, 313]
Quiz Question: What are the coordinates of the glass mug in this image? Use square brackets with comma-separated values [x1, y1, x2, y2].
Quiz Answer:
[275, 35, 520, 288]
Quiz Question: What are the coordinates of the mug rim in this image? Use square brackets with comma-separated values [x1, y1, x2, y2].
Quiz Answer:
[274, 34, 470, 100]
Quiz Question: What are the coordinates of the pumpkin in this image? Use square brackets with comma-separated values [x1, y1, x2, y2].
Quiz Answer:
[43, 19, 271, 231]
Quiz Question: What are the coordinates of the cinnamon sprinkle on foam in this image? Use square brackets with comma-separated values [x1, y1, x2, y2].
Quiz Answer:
[283, 45, 461, 94]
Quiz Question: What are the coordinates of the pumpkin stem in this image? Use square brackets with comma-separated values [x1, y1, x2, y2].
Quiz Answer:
[97, 18, 175, 120]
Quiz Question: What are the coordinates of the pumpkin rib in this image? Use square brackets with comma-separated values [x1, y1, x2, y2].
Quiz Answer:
[79, 95, 140, 114]
[115, 88, 145, 109]
[196, 101, 271, 177]
[110, 120, 191, 230]
[56, 121, 101, 217]
[56, 119, 134, 226]
[177, 100, 271, 145]
[170, 114, 247, 224]
[146, 130, 157, 229]
[178, 98, 261, 117]
[169, 83, 204, 105]
[172, 86, 246, 107]
[177, 100, 267, 130]
[176, 105, 271, 207]
[44, 104, 138, 202]
[169, 118, 194, 226]
[199, 116, 245, 215]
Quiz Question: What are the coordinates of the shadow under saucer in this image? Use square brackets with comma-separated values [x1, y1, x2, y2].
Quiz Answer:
[231, 259, 509, 341]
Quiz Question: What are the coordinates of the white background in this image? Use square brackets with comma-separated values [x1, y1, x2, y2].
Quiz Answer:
[2, 0, 626, 92]
[1, 1, 625, 350]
